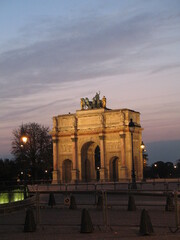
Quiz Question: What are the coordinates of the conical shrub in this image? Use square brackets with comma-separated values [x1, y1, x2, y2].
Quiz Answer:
[69, 195, 77, 209]
[80, 208, 94, 233]
[97, 195, 103, 210]
[165, 194, 174, 211]
[48, 193, 56, 208]
[139, 209, 154, 235]
[24, 208, 36, 232]
[128, 195, 136, 211]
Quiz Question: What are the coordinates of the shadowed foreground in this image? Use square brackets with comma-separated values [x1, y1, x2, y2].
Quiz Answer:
[0, 206, 180, 240]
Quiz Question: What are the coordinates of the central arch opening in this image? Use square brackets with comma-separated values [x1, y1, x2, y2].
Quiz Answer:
[81, 142, 100, 182]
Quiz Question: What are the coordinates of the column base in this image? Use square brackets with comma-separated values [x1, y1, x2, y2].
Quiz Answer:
[119, 166, 128, 179]
[52, 170, 60, 184]
[71, 169, 79, 183]
[100, 168, 107, 181]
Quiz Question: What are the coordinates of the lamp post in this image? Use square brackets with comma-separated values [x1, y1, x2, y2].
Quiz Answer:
[44, 169, 48, 183]
[20, 133, 28, 199]
[129, 118, 137, 189]
[140, 141, 145, 167]
[140, 141, 145, 180]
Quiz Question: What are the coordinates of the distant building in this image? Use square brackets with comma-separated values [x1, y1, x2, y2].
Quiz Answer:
[51, 93, 143, 183]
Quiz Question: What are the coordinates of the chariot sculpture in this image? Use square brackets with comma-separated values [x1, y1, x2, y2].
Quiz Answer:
[81, 92, 106, 110]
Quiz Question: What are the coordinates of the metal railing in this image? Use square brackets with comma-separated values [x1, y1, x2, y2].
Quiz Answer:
[0, 195, 36, 214]
[27, 180, 180, 193]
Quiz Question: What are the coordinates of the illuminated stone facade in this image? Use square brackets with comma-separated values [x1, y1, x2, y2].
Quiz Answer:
[51, 99, 143, 183]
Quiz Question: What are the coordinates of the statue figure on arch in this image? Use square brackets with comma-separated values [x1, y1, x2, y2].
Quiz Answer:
[80, 91, 106, 110]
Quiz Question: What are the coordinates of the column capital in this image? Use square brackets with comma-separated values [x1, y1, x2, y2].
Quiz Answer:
[99, 134, 105, 140]
[71, 135, 77, 142]
[52, 138, 58, 143]
[119, 133, 126, 139]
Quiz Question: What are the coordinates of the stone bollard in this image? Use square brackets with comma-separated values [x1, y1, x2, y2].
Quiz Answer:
[97, 195, 103, 210]
[165, 193, 174, 211]
[69, 195, 77, 209]
[48, 193, 56, 208]
[139, 209, 154, 235]
[80, 208, 94, 233]
[24, 208, 36, 232]
[128, 195, 136, 211]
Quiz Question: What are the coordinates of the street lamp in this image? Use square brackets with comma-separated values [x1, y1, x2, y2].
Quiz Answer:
[140, 141, 145, 166]
[44, 169, 48, 182]
[129, 118, 137, 189]
[20, 132, 28, 198]
[140, 141, 145, 150]
[140, 141, 146, 180]
[22, 136, 28, 144]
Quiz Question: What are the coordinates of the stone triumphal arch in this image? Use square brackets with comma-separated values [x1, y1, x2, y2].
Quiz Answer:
[51, 93, 143, 183]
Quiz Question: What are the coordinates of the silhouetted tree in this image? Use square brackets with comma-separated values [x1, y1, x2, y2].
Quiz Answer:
[153, 161, 166, 178]
[151, 161, 177, 178]
[174, 159, 180, 177]
[11, 123, 53, 181]
[0, 159, 17, 183]
[165, 162, 174, 178]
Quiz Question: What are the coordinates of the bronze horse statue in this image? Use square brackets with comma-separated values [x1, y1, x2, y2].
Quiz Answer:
[81, 92, 104, 110]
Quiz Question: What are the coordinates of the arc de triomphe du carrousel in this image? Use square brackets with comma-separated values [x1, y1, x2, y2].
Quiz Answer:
[51, 93, 143, 183]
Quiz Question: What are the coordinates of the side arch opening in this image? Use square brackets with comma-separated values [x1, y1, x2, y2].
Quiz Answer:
[62, 159, 72, 183]
[110, 157, 119, 181]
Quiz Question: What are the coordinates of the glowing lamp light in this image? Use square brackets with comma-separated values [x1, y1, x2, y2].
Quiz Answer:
[22, 136, 28, 144]
[140, 141, 145, 150]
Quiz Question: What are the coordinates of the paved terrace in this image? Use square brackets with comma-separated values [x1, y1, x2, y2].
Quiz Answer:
[0, 181, 180, 239]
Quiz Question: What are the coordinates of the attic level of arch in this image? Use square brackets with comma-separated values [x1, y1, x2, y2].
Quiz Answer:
[52, 108, 141, 134]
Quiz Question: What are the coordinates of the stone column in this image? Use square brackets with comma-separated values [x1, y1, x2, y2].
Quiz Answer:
[119, 133, 126, 166]
[99, 134, 106, 181]
[52, 138, 60, 184]
[119, 133, 128, 180]
[71, 135, 79, 182]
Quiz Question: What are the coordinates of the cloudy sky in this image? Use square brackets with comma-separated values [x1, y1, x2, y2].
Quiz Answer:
[0, 0, 180, 164]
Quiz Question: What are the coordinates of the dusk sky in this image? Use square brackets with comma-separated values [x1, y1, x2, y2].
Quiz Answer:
[0, 0, 180, 164]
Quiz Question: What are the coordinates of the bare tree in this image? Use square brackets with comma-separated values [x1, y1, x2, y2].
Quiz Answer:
[12, 123, 53, 181]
